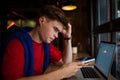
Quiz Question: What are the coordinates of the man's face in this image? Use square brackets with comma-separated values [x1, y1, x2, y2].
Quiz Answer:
[38, 17, 63, 43]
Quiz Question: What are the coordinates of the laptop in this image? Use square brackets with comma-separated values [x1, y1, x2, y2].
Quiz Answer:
[65, 41, 116, 80]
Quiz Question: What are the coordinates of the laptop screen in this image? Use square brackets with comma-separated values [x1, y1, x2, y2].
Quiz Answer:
[95, 41, 116, 78]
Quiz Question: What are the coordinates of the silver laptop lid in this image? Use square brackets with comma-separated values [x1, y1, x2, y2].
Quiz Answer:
[95, 41, 116, 78]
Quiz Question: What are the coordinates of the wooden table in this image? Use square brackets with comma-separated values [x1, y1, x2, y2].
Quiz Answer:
[72, 52, 90, 60]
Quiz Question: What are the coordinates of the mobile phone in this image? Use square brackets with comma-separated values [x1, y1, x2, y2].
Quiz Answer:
[75, 57, 95, 63]
[84, 58, 95, 63]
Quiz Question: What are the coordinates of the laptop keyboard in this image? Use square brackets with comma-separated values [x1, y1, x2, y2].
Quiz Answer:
[81, 67, 100, 78]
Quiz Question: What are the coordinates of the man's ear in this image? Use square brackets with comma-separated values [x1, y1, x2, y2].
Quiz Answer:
[39, 17, 45, 24]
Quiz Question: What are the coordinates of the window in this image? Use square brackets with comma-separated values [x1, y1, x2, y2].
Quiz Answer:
[92, 0, 120, 79]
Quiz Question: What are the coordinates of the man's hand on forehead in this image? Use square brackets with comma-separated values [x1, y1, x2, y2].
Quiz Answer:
[61, 23, 72, 38]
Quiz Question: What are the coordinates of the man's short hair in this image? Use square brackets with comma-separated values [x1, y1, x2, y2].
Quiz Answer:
[36, 5, 69, 27]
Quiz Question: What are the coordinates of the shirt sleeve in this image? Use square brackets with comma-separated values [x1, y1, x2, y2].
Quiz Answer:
[2, 38, 25, 80]
[50, 43, 62, 64]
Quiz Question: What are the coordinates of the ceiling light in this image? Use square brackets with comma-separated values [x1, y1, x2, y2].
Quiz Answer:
[62, 0, 77, 11]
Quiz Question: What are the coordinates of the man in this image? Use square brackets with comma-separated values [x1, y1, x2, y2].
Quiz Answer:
[2, 5, 85, 80]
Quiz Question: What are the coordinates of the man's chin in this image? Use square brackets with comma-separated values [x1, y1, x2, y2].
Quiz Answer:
[45, 39, 53, 43]
[46, 40, 51, 43]
[47, 42, 51, 43]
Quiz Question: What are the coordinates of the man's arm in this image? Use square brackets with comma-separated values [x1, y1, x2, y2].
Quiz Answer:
[17, 69, 65, 80]
[17, 62, 85, 80]
[62, 39, 72, 63]
[62, 23, 72, 63]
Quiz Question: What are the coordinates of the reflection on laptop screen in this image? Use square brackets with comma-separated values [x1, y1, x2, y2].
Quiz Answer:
[95, 42, 116, 78]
